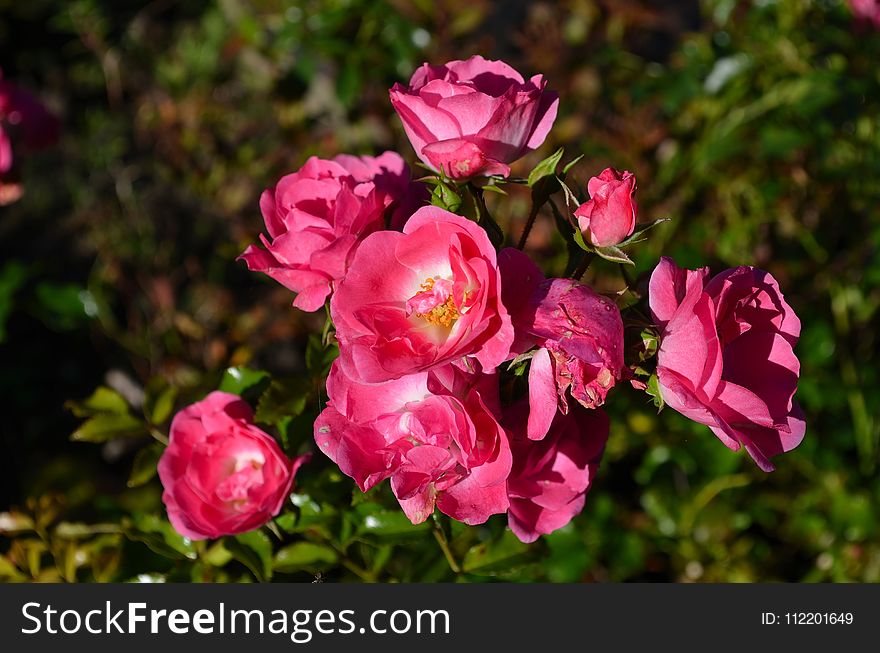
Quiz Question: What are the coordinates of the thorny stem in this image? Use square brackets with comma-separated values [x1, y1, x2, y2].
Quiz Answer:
[516, 201, 542, 250]
[570, 253, 596, 280]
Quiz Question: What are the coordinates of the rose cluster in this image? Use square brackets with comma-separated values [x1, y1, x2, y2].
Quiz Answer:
[159, 55, 805, 544]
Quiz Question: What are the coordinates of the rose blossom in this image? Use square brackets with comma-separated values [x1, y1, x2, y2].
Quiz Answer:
[499, 248, 625, 440]
[331, 205, 514, 383]
[0, 71, 59, 205]
[649, 257, 805, 471]
[504, 400, 608, 543]
[314, 361, 511, 525]
[238, 152, 422, 312]
[851, 0, 880, 29]
[574, 167, 638, 248]
[389, 55, 559, 180]
[158, 391, 308, 540]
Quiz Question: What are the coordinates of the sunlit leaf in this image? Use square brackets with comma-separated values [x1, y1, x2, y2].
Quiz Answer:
[273, 542, 337, 573]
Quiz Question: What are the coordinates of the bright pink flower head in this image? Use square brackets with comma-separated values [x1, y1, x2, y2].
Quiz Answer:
[158, 391, 308, 540]
[389, 55, 559, 180]
[331, 205, 514, 383]
[574, 168, 638, 248]
[504, 400, 608, 543]
[314, 361, 511, 525]
[851, 0, 880, 29]
[499, 248, 625, 440]
[238, 152, 423, 312]
[0, 72, 60, 205]
[649, 257, 805, 472]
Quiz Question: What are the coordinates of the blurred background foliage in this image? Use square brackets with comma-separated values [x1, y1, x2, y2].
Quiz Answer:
[1, 0, 878, 582]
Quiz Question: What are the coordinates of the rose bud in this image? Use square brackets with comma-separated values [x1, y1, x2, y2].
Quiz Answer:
[574, 168, 638, 248]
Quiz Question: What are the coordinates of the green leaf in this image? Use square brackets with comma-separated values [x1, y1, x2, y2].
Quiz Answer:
[572, 226, 592, 253]
[66, 386, 129, 418]
[557, 177, 581, 208]
[640, 329, 659, 360]
[33, 282, 92, 331]
[616, 218, 671, 248]
[273, 542, 338, 573]
[54, 522, 120, 539]
[71, 413, 147, 443]
[225, 530, 273, 581]
[357, 509, 431, 541]
[462, 530, 542, 575]
[527, 147, 564, 187]
[255, 378, 312, 426]
[561, 153, 585, 176]
[593, 244, 634, 266]
[480, 182, 508, 195]
[646, 373, 665, 411]
[127, 442, 165, 487]
[143, 378, 177, 425]
[123, 514, 196, 561]
[305, 334, 338, 377]
[218, 366, 269, 396]
[429, 179, 462, 213]
[0, 555, 25, 581]
[0, 511, 35, 535]
[0, 259, 29, 344]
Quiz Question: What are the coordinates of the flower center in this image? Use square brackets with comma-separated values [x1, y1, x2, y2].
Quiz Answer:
[406, 277, 460, 328]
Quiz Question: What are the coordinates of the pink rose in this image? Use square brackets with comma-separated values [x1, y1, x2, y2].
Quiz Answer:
[389, 55, 559, 180]
[158, 391, 308, 540]
[314, 361, 511, 525]
[499, 248, 625, 440]
[851, 0, 880, 29]
[504, 400, 608, 543]
[331, 205, 514, 383]
[0, 72, 59, 205]
[238, 152, 421, 312]
[649, 257, 805, 472]
[574, 168, 637, 248]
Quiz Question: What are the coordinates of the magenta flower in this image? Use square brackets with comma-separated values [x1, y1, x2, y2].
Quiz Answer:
[331, 205, 514, 383]
[504, 400, 608, 543]
[851, 0, 880, 29]
[315, 361, 511, 525]
[158, 392, 308, 540]
[0, 72, 59, 205]
[649, 257, 805, 471]
[499, 248, 625, 440]
[574, 167, 638, 248]
[390, 55, 559, 180]
[238, 152, 421, 312]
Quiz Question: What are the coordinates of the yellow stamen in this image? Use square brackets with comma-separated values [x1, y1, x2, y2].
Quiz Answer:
[415, 277, 460, 328]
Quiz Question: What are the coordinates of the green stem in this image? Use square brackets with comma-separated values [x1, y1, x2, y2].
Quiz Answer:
[149, 427, 169, 446]
[432, 515, 461, 574]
